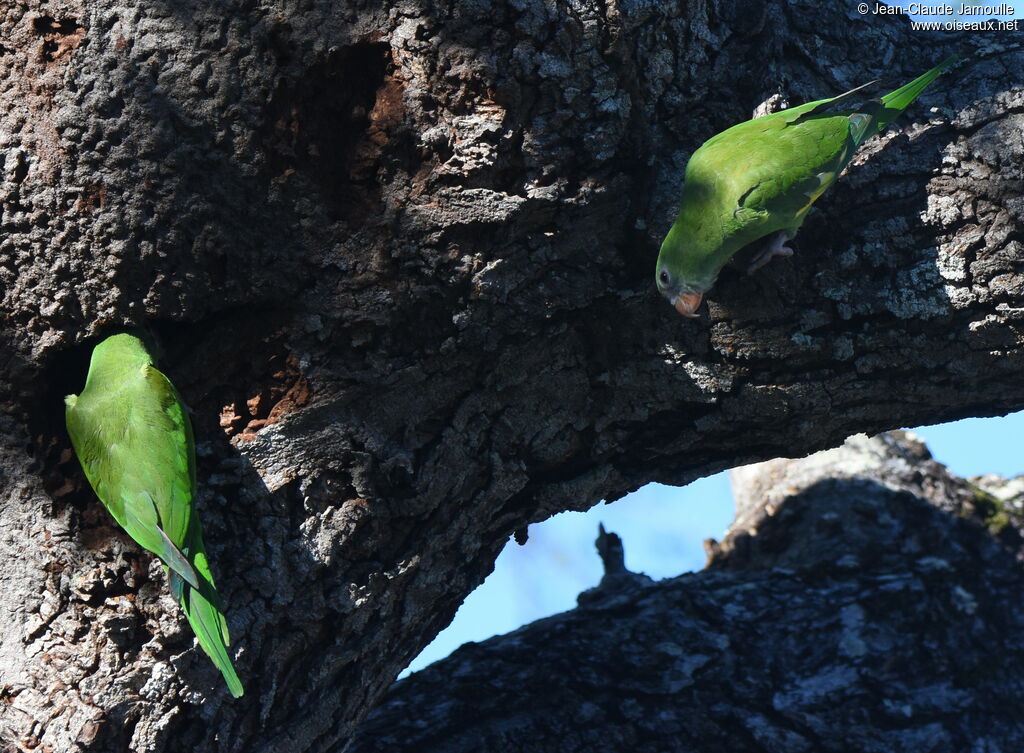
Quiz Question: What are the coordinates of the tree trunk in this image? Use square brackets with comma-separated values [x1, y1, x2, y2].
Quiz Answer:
[0, 0, 1020, 749]
[351, 432, 1024, 752]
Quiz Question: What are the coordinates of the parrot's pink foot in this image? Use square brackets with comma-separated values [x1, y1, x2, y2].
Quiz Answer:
[747, 231, 795, 274]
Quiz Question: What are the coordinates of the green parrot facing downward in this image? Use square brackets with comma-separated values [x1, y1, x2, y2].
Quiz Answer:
[65, 333, 243, 697]
[655, 56, 956, 317]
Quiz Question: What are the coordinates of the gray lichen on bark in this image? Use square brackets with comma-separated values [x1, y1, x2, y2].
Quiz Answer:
[0, 0, 1021, 750]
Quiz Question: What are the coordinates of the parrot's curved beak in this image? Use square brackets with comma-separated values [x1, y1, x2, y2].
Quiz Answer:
[673, 293, 703, 318]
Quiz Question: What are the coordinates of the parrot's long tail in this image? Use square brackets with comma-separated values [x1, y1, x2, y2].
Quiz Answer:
[169, 518, 244, 698]
[874, 54, 958, 135]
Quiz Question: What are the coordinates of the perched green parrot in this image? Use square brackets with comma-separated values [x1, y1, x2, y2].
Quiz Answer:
[65, 333, 243, 697]
[656, 56, 956, 317]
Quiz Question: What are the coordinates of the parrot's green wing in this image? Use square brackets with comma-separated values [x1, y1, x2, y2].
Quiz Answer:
[170, 517, 243, 698]
[65, 363, 200, 590]
[688, 55, 957, 265]
[676, 103, 855, 272]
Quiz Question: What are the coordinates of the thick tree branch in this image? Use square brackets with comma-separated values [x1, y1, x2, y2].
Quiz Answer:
[0, 0, 1021, 749]
[351, 432, 1024, 752]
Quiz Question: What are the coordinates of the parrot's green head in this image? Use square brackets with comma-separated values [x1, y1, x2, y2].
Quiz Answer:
[92, 332, 155, 366]
[655, 222, 720, 318]
[80, 332, 156, 390]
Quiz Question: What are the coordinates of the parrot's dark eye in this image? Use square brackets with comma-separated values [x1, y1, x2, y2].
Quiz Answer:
[658, 269, 670, 287]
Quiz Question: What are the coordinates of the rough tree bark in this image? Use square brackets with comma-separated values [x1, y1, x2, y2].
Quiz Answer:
[350, 432, 1024, 753]
[0, 0, 1020, 750]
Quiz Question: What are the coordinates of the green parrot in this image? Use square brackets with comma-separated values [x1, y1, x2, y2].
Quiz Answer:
[65, 332, 243, 697]
[656, 56, 956, 317]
